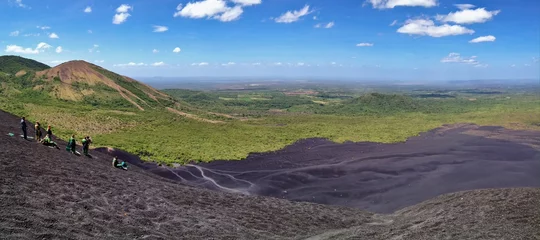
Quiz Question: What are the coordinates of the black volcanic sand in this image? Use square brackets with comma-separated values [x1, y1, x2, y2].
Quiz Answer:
[2, 109, 540, 239]
[100, 123, 540, 214]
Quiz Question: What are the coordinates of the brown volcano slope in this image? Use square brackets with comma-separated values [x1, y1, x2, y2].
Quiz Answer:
[34, 61, 173, 110]
[1, 109, 539, 239]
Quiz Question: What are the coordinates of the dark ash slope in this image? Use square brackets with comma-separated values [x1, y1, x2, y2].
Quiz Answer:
[1, 109, 539, 239]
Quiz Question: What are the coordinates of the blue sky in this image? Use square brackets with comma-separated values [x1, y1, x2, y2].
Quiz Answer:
[1, 0, 539, 81]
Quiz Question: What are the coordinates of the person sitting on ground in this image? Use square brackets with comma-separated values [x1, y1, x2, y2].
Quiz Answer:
[66, 134, 77, 154]
[35, 121, 42, 142]
[112, 156, 128, 170]
[41, 134, 59, 149]
[81, 136, 92, 156]
[21, 117, 27, 140]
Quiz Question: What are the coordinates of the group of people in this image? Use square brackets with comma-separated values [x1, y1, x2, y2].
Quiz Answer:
[20, 117, 128, 170]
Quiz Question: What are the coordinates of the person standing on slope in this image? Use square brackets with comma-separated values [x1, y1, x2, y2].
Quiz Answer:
[20, 117, 27, 140]
[112, 156, 128, 170]
[46, 125, 53, 140]
[35, 121, 42, 142]
[66, 134, 77, 154]
[81, 136, 92, 156]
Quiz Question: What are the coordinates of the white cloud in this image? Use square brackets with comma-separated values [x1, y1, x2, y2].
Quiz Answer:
[231, 0, 261, 6]
[151, 62, 165, 66]
[252, 62, 261, 66]
[49, 33, 59, 39]
[469, 35, 495, 43]
[366, 0, 437, 9]
[9, 31, 19, 37]
[89, 44, 99, 53]
[113, 4, 132, 24]
[222, 62, 236, 66]
[397, 18, 474, 37]
[4, 42, 51, 54]
[275, 5, 312, 23]
[153, 25, 168, 32]
[297, 62, 305, 66]
[474, 64, 488, 68]
[173, 47, 181, 53]
[153, 49, 159, 53]
[114, 62, 147, 67]
[88, 30, 93, 34]
[95, 60, 105, 63]
[192, 62, 209, 66]
[331, 62, 337, 65]
[314, 21, 334, 29]
[454, 4, 475, 10]
[436, 8, 500, 24]
[356, 42, 374, 47]
[23, 33, 40, 37]
[55, 46, 63, 53]
[390, 20, 398, 26]
[441, 53, 482, 66]
[174, 0, 251, 22]
[37, 25, 51, 30]
[13, 0, 28, 8]
[84, 6, 92, 13]
[274, 62, 283, 66]
[50, 60, 65, 64]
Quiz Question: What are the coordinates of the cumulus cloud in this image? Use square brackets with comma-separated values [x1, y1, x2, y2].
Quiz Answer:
[441, 53, 487, 67]
[366, 0, 437, 9]
[153, 25, 168, 32]
[84, 6, 92, 13]
[4, 42, 51, 54]
[151, 62, 165, 66]
[469, 35, 495, 43]
[9, 31, 19, 37]
[436, 8, 500, 24]
[356, 43, 374, 47]
[173, 47, 181, 53]
[55, 46, 63, 53]
[152, 49, 159, 53]
[454, 4, 475, 10]
[231, 0, 261, 6]
[174, 0, 251, 22]
[397, 18, 474, 37]
[49, 33, 59, 39]
[191, 62, 209, 66]
[114, 62, 146, 67]
[275, 5, 312, 23]
[113, 4, 132, 24]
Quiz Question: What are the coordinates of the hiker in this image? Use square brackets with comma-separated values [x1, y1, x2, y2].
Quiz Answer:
[112, 156, 128, 170]
[20, 117, 27, 140]
[81, 136, 92, 156]
[46, 125, 53, 140]
[41, 134, 59, 149]
[35, 122, 42, 142]
[66, 134, 77, 154]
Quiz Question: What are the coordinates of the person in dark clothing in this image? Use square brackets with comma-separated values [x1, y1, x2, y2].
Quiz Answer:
[66, 134, 77, 154]
[21, 117, 27, 140]
[81, 136, 92, 156]
[46, 125, 53, 140]
[112, 156, 128, 170]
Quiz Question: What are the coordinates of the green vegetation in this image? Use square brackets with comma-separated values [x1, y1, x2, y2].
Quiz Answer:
[0, 55, 50, 74]
[1, 56, 539, 164]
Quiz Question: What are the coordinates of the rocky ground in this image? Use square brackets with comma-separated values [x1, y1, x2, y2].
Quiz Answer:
[1, 109, 539, 239]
